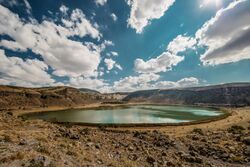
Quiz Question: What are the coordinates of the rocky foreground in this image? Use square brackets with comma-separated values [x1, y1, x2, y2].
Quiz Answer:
[0, 109, 249, 167]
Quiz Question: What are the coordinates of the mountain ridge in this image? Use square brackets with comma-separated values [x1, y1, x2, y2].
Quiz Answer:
[124, 82, 250, 106]
[0, 82, 250, 109]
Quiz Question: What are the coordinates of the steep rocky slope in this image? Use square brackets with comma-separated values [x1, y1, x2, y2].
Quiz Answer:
[123, 83, 250, 106]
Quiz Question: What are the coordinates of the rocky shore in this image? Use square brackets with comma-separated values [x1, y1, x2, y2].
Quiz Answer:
[0, 107, 249, 167]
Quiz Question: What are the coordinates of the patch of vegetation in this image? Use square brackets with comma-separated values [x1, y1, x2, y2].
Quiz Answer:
[192, 128, 204, 135]
[36, 145, 50, 154]
[0, 135, 12, 142]
[227, 125, 245, 134]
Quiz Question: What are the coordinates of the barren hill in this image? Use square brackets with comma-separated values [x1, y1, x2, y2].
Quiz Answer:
[0, 86, 104, 110]
[123, 83, 250, 106]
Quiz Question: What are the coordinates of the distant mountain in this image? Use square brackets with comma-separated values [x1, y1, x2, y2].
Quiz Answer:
[78, 88, 100, 94]
[1, 82, 250, 110]
[123, 83, 250, 107]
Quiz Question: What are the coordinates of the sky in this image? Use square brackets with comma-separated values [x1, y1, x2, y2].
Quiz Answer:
[0, 0, 250, 92]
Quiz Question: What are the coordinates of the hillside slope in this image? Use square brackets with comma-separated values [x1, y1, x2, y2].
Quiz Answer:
[123, 83, 250, 106]
[0, 86, 104, 110]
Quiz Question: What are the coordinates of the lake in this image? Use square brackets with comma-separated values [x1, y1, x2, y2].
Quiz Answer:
[22, 105, 225, 125]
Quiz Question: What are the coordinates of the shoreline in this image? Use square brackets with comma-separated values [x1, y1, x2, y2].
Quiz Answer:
[10, 103, 249, 136]
[19, 107, 230, 128]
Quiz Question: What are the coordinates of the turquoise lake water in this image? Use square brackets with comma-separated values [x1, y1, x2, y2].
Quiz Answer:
[22, 105, 224, 125]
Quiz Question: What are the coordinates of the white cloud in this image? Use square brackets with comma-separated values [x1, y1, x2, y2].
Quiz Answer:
[134, 52, 183, 73]
[68, 8, 101, 39]
[0, 0, 18, 7]
[104, 58, 122, 71]
[0, 0, 31, 14]
[95, 0, 107, 6]
[0, 39, 27, 52]
[0, 49, 55, 87]
[104, 58, 116, 70]
[127, 0, 175, 33]
[196, 0, 250, 65]
[115, 64, 123, 70]
[153, 77, 199, 89]
[103, 40, 114, 46]
[176, 77, 199, 87]
[167, 35, 196, 54]
[134, 33, 198, 74]
[111, 13, 117, 21]
[59, 5, 69, 15]
[108, 73, 198, 92]
[69, 76, 106, 89]
[112, 73, 160, 92]
[111, 51, 118, 56]
[0, 4, 102, 78]
[23, 0, 31, 14]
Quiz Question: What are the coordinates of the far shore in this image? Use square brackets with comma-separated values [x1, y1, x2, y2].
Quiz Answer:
[10, 103, 250, 137]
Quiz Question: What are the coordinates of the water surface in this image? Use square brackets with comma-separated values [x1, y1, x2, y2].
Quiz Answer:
[22, 105, 225, 125]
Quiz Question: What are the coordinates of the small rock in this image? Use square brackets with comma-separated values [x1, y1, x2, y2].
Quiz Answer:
[86, 142, 93, 147]
[243, 147, 250, 156]
[146, 156, 155, 164]
[7, 111, 13, 116]
[96, 159, 103, 164]
[192, 135, 199, 141]
[95, 143, 101, 149]
[219, 153, 229, 161]
[128, 154, 138, 161]
[128, 146, 134, 151]
[162, 152, 167, 156]
[192, 128, 204, 135]
[30, 155, 51, 167]
[182, 154, 203, 164]
[243, 137, 250, 145]
[19, 139, 27, 145]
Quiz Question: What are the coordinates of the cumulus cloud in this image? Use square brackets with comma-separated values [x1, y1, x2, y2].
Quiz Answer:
[0, 0, 31, 14]
[134, 33, 197, 74]
[115, 64, 123, 70]
[134, 52, 184, 73]
[167, 35, 196, 54]
[0, 4, 102, 78]
[69, 76, 106, 89]
[153, 77, 199, 89]
[111, 13, 117, 21]
[127, 0, 175, 33]
[0, 49, 55, 87]
[104, 58, 116, 70]
[104, 58, 122, 71]
[0, 0, 18, 7]
[111, 51, 118, 56]
[112, 73, 160, 92]
[23, 0, 32, 14]
[59, 4, 69, 15]
[108, 73, 198, 92]
[196, 0, 250, 65]
[95, 0, 107, 6]
[0, 40, 27, 52]
[103, 40, 114, 46]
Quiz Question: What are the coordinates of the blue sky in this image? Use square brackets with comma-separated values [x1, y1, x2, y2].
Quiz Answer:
[0, 0, 250, 92]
